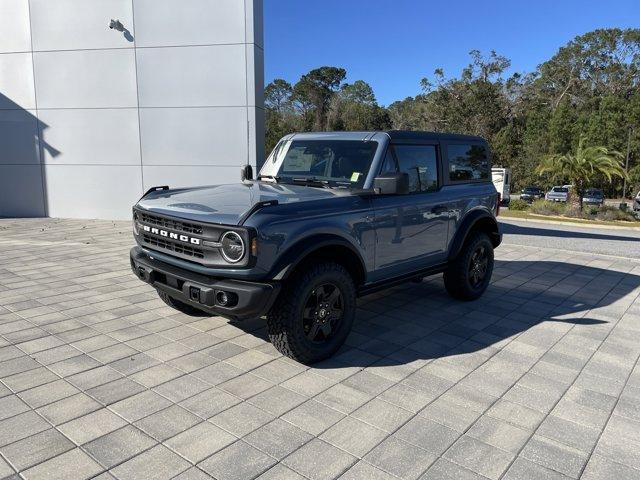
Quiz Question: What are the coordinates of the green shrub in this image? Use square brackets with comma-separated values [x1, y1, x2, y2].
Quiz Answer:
[585, 206, 599, 216]
[529, 200, 566, 216]
[595, 205, 638, 222]
[509, 199, 529, 211]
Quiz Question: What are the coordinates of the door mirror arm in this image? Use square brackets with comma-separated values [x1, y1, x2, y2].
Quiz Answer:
[372, 173, 410, 195]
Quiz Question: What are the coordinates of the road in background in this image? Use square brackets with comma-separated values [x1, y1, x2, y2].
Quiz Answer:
[500, 217, 640, 258]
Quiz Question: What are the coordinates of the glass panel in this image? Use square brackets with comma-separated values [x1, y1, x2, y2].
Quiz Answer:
[448, 144, 489, 181]
[393, 145, 438, 193]
[260, 140, 378, 188]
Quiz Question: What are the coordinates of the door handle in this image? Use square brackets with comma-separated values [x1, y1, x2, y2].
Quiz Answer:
[431, 205, 447, 215]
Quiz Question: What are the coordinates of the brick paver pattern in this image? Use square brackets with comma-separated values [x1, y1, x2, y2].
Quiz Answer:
[0, 218, 639, 480]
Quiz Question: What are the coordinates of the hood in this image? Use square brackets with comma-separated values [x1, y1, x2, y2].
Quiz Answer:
[136, 181, 348, 225]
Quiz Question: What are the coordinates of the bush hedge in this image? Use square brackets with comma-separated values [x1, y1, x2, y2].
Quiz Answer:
[508, 199, 530, 211]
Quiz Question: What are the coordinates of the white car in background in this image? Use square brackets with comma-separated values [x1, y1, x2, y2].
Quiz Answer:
[545, 186, 570, 202]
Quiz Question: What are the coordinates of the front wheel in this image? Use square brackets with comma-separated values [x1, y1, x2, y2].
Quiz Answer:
[443, 232, 494, 301]
[267, 262, 356, 364]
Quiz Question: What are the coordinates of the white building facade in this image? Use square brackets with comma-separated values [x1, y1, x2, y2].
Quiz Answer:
[0, 0, 264, 219]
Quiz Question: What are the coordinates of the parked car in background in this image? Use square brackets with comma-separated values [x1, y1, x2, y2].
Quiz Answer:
[491, 167, 511, 206]
[634, 191, 640, 211]
[545, 186, 570, 202]
[582, 188, 604, 206]
[520, 186, 543, 203]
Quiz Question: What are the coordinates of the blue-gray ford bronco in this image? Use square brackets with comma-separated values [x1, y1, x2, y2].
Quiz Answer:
[130, 131, 501, 363]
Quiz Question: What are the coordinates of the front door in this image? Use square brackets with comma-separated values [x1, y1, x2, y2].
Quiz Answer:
[371, 143, 449, 281]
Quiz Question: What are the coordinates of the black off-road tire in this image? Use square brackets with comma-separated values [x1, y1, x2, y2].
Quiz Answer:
[267, 262, 356, 364]
[157, 290, 208, 316]
[443, 232, 494, 301]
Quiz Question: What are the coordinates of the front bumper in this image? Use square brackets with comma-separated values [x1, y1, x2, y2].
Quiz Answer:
[130, 246, 280, 320]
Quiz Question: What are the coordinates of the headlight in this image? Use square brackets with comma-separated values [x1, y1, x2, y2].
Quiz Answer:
[132, 211, 139, 235]
[220, 231, 245, 263]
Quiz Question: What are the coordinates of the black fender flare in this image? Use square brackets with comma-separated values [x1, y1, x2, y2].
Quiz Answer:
[269, 234, 367, 283]
[448, 209, 501, 261]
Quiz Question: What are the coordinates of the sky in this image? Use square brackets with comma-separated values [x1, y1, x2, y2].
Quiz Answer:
[264, 0, 639, 106]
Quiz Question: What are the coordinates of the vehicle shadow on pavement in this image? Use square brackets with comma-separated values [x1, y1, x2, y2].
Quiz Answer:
[236, 259, 638, 368]
[501, 222, 639, 242]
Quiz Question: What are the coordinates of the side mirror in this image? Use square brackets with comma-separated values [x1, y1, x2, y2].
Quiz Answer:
[373, 173, 410, 195]
[241, 164, 253, 181]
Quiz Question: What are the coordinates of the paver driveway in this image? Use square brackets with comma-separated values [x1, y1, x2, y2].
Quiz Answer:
[0, 218, 639, 480]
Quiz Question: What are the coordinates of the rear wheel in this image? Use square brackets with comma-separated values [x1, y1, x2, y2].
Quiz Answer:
[157, 290, 208, 316]
[444, 232, 494, 301]
[267, 262, 356, 364]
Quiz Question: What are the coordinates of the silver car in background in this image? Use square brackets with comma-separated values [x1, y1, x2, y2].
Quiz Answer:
[545, 186, 569, 202]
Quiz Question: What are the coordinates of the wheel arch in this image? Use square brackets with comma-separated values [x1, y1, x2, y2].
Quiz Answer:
[270, 234, 367, 287]
[448, 209, 501, 261]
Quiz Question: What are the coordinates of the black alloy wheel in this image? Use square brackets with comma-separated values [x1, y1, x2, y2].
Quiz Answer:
[468, 245, 489, 289]
[302, 283, 344, 343]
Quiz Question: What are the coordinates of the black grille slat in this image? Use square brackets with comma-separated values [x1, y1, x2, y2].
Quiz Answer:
[140, 213, 203, 235]
[142, 234, 205, 259]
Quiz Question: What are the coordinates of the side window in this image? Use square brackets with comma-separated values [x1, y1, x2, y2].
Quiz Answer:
[393, 145, 438, 193]
[380, 148, 398, 174]
[447, 144, 489, 181]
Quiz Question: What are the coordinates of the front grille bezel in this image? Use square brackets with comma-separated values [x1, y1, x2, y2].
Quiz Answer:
[133, 207, 254, 268]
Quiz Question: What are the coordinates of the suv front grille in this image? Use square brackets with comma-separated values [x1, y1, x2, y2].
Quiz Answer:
[139, 212, 203, 235]
[142, 234, 205, 259]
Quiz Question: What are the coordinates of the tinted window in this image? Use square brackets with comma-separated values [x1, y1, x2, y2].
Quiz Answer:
[380, 148, 397, 174]
[448, 144, 489, 181]
[553, 187, 569, 193]
[393, 145, 438, 193]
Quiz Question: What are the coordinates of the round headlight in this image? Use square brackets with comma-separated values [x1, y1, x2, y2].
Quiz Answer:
[220, 231, 245, 263]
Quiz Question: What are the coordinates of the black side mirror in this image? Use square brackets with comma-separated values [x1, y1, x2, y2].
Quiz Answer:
[241, 164, 253, 181]
[373, 173, 410, 195]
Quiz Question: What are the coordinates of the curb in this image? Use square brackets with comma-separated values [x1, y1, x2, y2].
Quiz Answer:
[499, 215, 640, 231]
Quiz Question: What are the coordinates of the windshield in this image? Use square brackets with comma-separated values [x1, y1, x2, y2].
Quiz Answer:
[585, 190, 603, 197]
[552, 187, 569, 193]
[523, 188, 540, 193]
[259, 139, 378, 188]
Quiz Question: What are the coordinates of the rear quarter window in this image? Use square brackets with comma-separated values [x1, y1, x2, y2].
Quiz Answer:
[446, 143, 489, 182]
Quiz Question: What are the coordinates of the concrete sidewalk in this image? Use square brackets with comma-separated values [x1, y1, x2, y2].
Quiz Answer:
[1, 218, 639, 480]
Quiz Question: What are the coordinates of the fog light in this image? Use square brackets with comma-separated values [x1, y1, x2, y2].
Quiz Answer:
[215, 291, 238, 307]
[216, 291, 229, 306]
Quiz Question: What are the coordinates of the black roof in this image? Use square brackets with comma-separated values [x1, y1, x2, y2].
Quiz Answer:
[384, 130, 485, 142]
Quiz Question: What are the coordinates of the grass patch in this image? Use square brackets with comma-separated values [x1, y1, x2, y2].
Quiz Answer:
[500, 208, 640, 227]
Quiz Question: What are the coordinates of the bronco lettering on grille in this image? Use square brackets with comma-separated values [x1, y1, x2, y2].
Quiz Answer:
[142, 225, 201, 245]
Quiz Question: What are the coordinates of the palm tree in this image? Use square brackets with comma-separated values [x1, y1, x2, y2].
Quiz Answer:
[536, 136, 627, 210]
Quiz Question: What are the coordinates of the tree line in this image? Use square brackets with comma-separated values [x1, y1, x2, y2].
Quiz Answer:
[264, 28, 640, 196]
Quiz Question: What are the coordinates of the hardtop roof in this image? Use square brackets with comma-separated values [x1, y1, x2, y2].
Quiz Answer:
[284, 130, 486, 143]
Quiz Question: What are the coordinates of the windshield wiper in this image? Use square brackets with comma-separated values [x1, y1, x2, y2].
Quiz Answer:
[290, 177, 333, 188]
